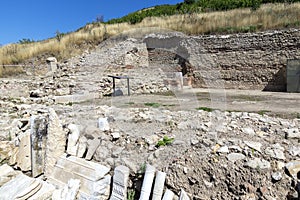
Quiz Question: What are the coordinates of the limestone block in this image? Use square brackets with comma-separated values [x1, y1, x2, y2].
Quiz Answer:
[110, 165, 130, 200]
[0, 164, 20, 187]
[67, 124, 80, 156]
[179, 189, 190, 200]
[0, 174, 54, 200]
[162, 189, 175, 200]
[0, 141, 13, 163]
[92, 175, 111, 198]
[10, 130, 31, 172]
[29, 180, 55, 200]
[152, 171, 166, 200]
[77, 136, 87, 158]
[98, 118, 110, 131]
[44, 108, 66, 177]
[52, 179, 80, 200]
[139, 164, 156, 200]
[46, 57, 58, 74]
[48, 154, 111, 198]
[85, 138, 101, 160]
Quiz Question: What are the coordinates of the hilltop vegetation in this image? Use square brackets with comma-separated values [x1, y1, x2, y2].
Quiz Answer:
[0, 1, 300, 67]
[106, 0, 299, 24]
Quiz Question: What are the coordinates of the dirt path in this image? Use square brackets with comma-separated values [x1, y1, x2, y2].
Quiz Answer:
[96, 88, 300, 119]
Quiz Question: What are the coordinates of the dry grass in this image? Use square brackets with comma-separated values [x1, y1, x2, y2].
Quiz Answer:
[140, 3, 300, 34]
[0, 65, 25, 77]
[0, 3, 299, 66]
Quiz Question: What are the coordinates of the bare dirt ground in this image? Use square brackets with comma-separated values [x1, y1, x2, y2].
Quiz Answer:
[98, 88, 300, 119]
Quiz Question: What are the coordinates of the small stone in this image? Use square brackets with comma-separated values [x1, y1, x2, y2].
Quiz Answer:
[289, 146, 300, 156]
[228, 145, 242, 152]
[112, 146, 124, 158]
[217, 146, 229, 154]
[244, 141, 262, 152]
[98, 118, 110, 131]
[121, 158, 138, 173]
[285, 160, 300, 178]
[242, 127, 255, 135]
[273, 149, 285, 160]
[271, 172, 282, 181]
[276, 161, 285, 170]
[203, 180, 213, 188]
[286, 128, 300, 139]
[265, 147, 286, 160]
[245, 158, 271, 169]
[191, 139, 199, 145]
[154, 150, 160, 158]
[111, 132, 120, 140]
[144, 135, 159, 145]
[183, 167, 188, 174]
[227, 153, 246, 163]
[258, 186, 268, 197]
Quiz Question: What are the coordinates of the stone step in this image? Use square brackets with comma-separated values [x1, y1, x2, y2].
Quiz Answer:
[48, 154, 111, 198]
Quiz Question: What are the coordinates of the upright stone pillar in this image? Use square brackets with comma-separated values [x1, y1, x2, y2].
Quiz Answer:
[44, 108, 66, 177]
[152, 171, 166, 200]
[66, 124, 80, 156]
[139, 164, 155, 200]
[30, 116, 48, 177]
[179, 189, 190, 200]
[46, 57, 58, 75]
[162, 189, 174, 200]
[110, 165, 130, 200]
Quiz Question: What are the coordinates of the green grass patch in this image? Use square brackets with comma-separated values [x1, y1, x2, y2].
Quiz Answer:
[196, 107, 214, 112]
[144, 102, 161, 108]
[125, 102, 135, 105]
[156, 136, 175, 147]
[153, 90, 175, 97]
[127, 189, 136, 200]
[162, 104, 176, 107]
[226, 109, 242, 113]
[257, 110, 270, 115]
[232, 94, 263, 101]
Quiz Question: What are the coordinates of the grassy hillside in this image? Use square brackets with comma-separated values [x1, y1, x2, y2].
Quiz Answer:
[0, 2, 300, 67]
[106, 0, 300, 24]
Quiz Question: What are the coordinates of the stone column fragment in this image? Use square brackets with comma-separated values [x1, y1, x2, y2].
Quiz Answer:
[179, 189, 190, 200]
[30, 116, 48, 177]
[152, 171, 166, 200]
[162, 189, 174, 200]
[139, 164, 155, 200]
[44, 108, 66, 177]
[66, 124, 80, 156]
[110, 165, 130, 200]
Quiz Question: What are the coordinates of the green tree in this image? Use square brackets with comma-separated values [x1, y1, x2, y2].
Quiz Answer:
[184, 0, 196, 4]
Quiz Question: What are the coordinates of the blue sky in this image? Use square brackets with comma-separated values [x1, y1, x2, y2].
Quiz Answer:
[0, 0, 183, 45]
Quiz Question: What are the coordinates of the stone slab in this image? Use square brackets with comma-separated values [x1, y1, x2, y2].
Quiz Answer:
[0, 174, 54, 200]
[48, 154, 111, 197]
[110, 165, 130, 200]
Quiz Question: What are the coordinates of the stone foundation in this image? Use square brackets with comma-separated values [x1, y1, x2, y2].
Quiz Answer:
[145, 29, 300, 92]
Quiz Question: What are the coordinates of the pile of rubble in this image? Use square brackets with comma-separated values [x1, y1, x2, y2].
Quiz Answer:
[0, 96, 300, 199]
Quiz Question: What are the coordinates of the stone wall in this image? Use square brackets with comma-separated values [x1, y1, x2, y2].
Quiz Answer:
[146, 29, 300, 91]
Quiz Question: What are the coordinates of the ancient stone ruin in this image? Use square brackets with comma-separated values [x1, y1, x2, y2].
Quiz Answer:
[0, 28, 300, 199]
